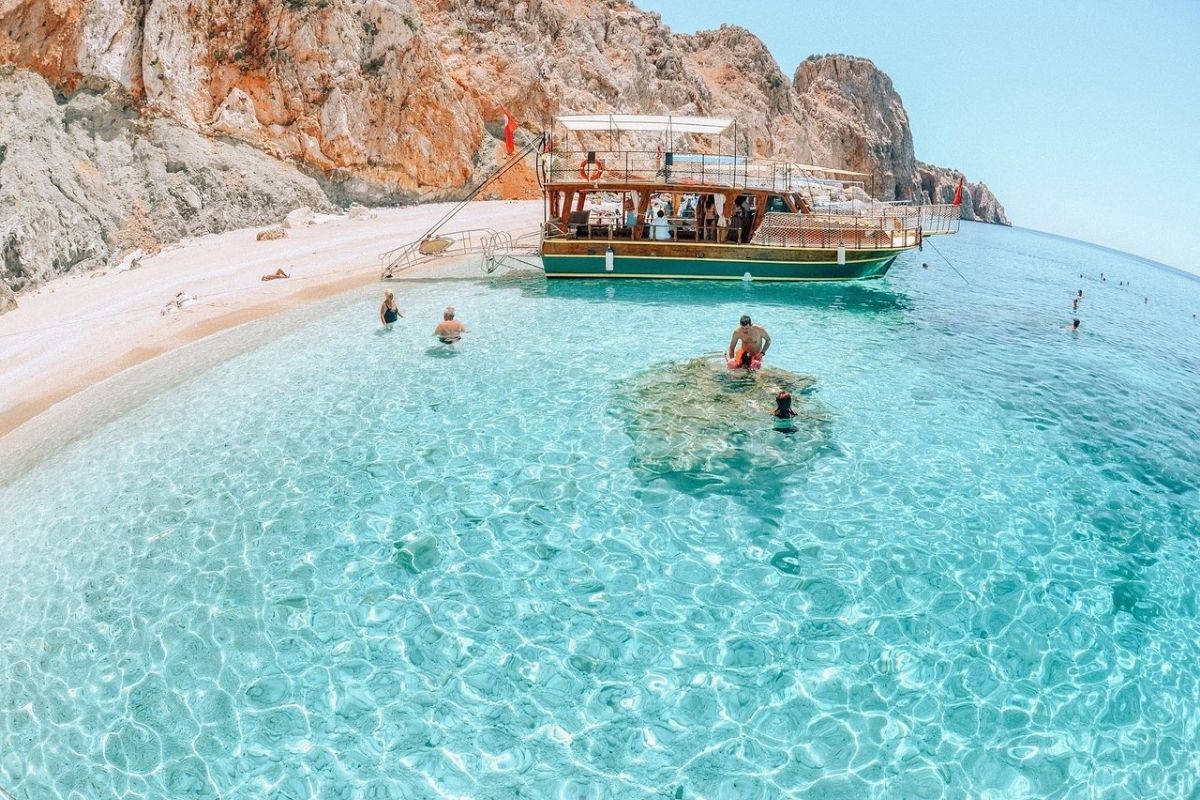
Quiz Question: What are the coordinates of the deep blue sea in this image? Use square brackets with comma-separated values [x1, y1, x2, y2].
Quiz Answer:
[1, 223, 1198, 799]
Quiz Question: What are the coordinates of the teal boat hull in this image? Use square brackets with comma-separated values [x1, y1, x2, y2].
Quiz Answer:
[540, 249, 901, 281]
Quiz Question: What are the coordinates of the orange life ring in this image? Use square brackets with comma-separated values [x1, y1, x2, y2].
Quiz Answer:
[579, 159, 605, 181]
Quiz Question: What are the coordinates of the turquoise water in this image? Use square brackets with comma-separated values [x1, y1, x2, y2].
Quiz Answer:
[2, 224, 1200, 799]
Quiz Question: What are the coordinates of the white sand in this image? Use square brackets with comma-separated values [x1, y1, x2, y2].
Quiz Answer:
[0, 200, 542, 438]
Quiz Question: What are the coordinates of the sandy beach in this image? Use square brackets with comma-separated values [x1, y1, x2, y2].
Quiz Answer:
[0, 199, 542, 441]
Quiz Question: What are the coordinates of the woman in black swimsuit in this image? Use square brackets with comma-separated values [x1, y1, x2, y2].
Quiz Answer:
[380, 289, 401, 329]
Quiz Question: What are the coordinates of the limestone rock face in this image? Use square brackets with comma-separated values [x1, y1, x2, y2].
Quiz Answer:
[0, 278, 16, 315]
[917, 161, 1011, 225]
[791, 55, 918, 201]
[674, 25, 801, 157]
[0, 0, 1010, 291]
[1, 0, 481, 198]
[0, 68, 330, 292]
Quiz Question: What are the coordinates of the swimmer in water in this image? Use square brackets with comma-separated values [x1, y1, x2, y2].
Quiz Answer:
[773, 391, 797, 432]
[1066, 319, 1080, 332]
[728, 314, 771, 370]
[380, 289, 401, 328]
[433, 306, 467, 343]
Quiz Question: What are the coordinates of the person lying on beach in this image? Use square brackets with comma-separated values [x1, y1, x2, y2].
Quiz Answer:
[380, 289, 402, 328]
[433, 307, 467, 343]
[261, 268, 290, 281]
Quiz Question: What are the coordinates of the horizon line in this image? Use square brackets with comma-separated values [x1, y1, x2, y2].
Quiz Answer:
[1004, 224, 1200, 283]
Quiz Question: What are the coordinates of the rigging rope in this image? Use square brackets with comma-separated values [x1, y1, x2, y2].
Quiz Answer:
[925, 234, 970, 286]
[414, 132, 546, 244]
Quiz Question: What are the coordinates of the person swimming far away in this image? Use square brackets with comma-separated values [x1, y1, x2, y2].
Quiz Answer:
[727, 314, 771, 370]
[434, 306, 467, 344]
[380, 289, 402, 329]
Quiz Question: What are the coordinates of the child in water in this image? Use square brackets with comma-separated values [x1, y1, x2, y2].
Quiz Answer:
[773, 391, 797, 432]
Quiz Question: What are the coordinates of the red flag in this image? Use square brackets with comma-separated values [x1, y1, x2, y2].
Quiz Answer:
[952, 176, 965, 206]
[502, 108, 518, 156]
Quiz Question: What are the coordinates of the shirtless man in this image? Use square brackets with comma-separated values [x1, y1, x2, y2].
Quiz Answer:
[433, 307, 467, 343]
[728, 314, 771, 369]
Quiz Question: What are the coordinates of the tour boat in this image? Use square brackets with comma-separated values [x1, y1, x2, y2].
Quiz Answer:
[538, 114, 961, 281]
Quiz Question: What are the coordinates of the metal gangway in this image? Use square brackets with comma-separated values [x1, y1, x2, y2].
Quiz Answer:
[380, 227, 542, 279]
[379, 133, 547, 280]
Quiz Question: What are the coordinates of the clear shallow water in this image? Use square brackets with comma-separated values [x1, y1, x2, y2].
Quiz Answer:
[2, 224, 1200, 799]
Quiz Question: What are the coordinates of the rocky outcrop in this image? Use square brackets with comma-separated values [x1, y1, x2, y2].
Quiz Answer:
[790, 55, 919, 202]
[0, 0, 481, 199]
[672, 25, 800, 157]
[0, 279, 16, 315]
[0, 67, 330, 292]
[917, 162, 1010, 225]
[0, 0, 1009, 291]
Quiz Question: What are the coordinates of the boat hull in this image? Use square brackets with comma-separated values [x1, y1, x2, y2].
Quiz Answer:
[540, 240, 904, 281]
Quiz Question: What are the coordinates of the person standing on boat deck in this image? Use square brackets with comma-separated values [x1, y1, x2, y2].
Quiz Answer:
[731, 197, 753, 243]
[623, 197, 638, 229]
[650, 209, 672, 241]
[728, 315, 771, 369]
[434, 306, 467, 343]
[702, 196, 718, 241]
[380, 289, 401, 329]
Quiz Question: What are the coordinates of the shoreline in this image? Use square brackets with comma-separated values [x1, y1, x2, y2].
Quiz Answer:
[0, 200, 541, 443]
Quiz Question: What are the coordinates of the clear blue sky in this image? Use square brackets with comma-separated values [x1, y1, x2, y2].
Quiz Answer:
[639, 0, 1200, 275]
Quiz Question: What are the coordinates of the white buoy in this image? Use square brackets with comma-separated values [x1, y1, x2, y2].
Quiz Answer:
[605, 247, 615, 272]
[837, 244, 846, 265]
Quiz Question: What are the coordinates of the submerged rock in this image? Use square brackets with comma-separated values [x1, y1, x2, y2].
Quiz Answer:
[395, 534, 440, 574]
[614, 356, 832, 492]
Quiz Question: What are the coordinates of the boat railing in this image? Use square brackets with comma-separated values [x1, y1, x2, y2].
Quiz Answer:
[544, 218, 753, 244]
[546, 149, 868, 195]
[544, 208, 934, 250]
[381, 228, 508, 279]
[914, 203, 962, 235]
[546, 150, 961, 230]
[751, 211, 922, 249]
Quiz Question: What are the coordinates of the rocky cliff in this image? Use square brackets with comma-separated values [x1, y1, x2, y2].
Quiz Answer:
[918, 161, 1010, 225]
[0, 0, 1007, 297]
[0, 66, 331, 292]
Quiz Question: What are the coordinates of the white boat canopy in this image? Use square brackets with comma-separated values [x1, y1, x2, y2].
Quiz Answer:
[557, 114, 734, 136]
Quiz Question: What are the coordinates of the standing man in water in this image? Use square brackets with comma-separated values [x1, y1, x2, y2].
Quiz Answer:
[434, 307, 467, 343]
[728, 314, 771, 369]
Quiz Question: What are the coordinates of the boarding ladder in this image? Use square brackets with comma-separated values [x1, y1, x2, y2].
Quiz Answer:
[380, 133, 546, 280]
[380, 227, 541, 278]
